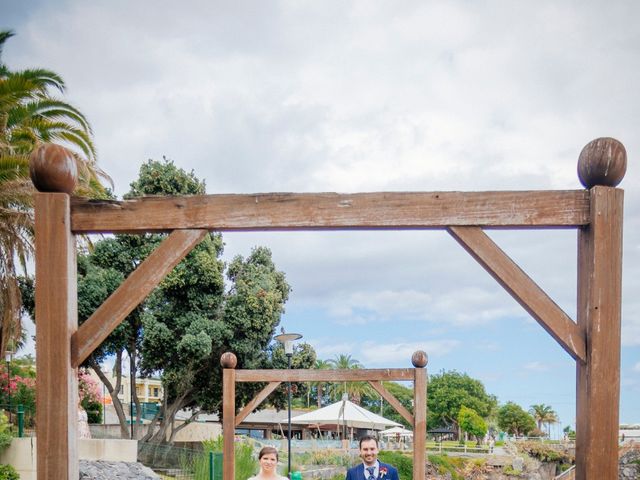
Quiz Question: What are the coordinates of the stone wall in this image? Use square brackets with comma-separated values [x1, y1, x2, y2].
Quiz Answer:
[619, 444, 640, 480]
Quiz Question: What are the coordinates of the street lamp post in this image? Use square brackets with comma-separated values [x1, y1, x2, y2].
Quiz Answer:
[274, 331, 302, 479]
[130, 353, 135, 439]
[5, 350, 13, 425]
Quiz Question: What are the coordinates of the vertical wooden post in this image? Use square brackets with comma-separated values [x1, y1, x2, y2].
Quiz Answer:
[576, 186, 623, 479]
[412, 351, 428, 480]
[221, 353, 237, 480]
[35, 193, 78, 480]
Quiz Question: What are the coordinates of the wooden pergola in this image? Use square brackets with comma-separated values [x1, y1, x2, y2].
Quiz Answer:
[30, 137, 625, 479]
[221, 350, 428, 479]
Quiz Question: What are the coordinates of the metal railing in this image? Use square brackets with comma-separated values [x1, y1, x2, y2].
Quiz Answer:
[137, 442, 223, 480]
[1, 403, 35, 437]
[425, 442, 491, 454]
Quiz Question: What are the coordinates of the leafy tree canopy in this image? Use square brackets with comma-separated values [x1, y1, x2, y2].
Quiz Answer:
[362, 381, 414, 428]
[458, 405, 487, 443]
[497, 402, 536, 436]
[427, 370, 497, 430]
[75, 158, 315, 442]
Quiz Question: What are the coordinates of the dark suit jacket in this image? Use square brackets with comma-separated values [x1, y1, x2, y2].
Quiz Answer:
[345, 462, 399, 480]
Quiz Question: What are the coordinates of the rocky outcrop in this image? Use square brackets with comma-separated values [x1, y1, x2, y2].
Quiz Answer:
[79, 460, 160, 479]
[619, 443, 640, 480]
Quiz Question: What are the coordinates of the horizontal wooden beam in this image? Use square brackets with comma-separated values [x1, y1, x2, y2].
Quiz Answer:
[235, 382, 282, 427]
[71, 229, 208, 367]
[235, 369, 415, 382]
[448, 226, 586, 362]
[70, 191, 590, 233]
[368, 381, 414, 425]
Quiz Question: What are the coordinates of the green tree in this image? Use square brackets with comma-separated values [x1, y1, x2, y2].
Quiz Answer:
[497, 402, 536, 436]
[529, 403, 558, 436]
[458, 406, 487, 444]
[361, 381, 414, 428]
[75, 158, 299, 443]
[270, 342, 317, 409]
[327, 354, 373, 404]
[0, 30, 109, 355]
[427, 370, 497, 433]
[140, 242, 292, 443]
[310, 358, 332, 408]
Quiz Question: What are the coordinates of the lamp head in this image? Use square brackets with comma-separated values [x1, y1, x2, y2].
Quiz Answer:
[274, 332, 302, 356]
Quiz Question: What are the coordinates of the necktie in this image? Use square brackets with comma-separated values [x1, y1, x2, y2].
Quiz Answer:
[367, 466, 376, 479]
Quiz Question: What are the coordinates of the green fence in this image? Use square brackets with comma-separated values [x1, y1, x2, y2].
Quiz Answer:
[1, 403, 35, 437]
[137, 442, 223, 480]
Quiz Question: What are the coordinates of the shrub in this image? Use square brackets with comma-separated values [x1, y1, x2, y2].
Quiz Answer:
[428, 454, 466, 480]
[294, 450, 352, 467]
[378, 451, 413, 479]
[78, 369, 103, 423]
[503, 465, 523, 476]
[517, 441, 572, 463]
[0, 464, 19, 480]
[0, 415, 12, 450]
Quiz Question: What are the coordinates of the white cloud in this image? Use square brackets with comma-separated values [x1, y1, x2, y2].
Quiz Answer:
[4, 0, 640, 429]
[633, 362, 640, 373]
[523, 362, 551, 372]
[359, 340, 460, 366]
[308, 337, 459, 367]
[309, 340, 355, 361]
[324, 286, 521, 328]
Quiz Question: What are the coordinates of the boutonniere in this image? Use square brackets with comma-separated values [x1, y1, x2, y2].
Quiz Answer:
[379, 466, 388, 478]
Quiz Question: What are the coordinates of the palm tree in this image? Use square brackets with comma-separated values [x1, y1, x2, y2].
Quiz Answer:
[326, 354, 375, 404]
[313, 359, 332, 408]
[529, 403, 558, 436]
[0, 30, 110, 354]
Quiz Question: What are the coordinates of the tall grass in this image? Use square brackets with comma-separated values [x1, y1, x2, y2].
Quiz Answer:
[183, 436, 257, 480]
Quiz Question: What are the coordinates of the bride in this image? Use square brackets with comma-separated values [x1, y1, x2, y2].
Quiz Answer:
[247, 446, 288, 480]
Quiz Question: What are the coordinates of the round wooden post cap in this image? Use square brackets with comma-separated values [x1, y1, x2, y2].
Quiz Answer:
[411, 350, 428, 368]
[29, 143, 78, 194]
[220, 352, 237, 369]
[577, 137, 627, 188]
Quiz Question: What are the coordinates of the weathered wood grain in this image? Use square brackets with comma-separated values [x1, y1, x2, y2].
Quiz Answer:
[414, 368, 427, 480]
[235, 382, 282, 427]
[575, 186, 623, 480]
[70, 190, 591, 233]
[35, 193, 78, 480]
[368, 381, 414, 425]
[235, 368, 415, 382]
[223, 368, 235, 480]
[71, 229, 208, 367]
[448, 226, 586, 363]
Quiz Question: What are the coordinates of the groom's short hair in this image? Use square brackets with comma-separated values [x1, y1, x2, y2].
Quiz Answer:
[359, 435, 378, 448]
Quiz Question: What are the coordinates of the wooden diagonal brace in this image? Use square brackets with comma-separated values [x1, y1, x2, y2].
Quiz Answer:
[368, 381, 414, 425]
[71, 229, 208, 367]
[447, 226, 586, 363]
[235, 382, 282, 427]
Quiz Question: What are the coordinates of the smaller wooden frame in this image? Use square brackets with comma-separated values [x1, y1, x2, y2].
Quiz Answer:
[222, 353, 428, 480]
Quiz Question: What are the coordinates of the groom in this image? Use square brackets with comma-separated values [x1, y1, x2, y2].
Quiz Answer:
[345, 435, 399, 480]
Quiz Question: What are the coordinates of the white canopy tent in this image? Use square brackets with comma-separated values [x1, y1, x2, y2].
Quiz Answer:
[380, 426, 413, 437]
[287, 399, 401, 431]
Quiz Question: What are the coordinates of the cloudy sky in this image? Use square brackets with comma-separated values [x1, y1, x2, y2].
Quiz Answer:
[3, 1, 639, 431]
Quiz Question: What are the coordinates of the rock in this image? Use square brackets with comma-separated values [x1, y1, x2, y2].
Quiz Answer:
[619, 443, 640, 480]
[79, 460, 160, 479]
[512, 456, 524, 471]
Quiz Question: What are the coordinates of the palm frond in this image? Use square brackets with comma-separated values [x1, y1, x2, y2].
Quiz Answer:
[0, 30, 15, 62]
[7, 98, 92, 133]
[0, 154, 29, 183]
